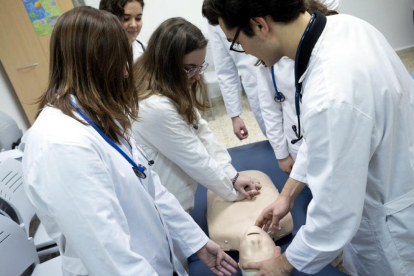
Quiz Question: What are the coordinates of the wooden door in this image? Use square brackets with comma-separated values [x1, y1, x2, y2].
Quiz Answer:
[0, 0, 73, 124]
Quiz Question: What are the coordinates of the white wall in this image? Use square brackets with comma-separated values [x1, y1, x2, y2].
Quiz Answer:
[2, 0, 414, 129]
[85, 0, 208, 43]
[0, 62, 30, 132]
[341, 0, 414, 51]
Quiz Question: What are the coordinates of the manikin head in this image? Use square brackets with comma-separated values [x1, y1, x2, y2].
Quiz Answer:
[239, 226, 276, 276]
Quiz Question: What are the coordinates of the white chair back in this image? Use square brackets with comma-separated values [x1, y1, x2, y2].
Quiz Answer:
[0, 215, 39, 276]
[0, 158, 35, 233]
[0, 111, 23, 151]
[0, 158, 58, 254]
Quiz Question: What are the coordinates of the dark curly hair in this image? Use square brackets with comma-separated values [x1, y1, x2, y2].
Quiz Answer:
[202, 0, 307, 37]
[99, 0, 144, 18]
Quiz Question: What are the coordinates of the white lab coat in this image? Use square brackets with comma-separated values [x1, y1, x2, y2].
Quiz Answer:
[132, 39, 145, 62]
[286, 14, 414, 275]
[208, 24, 266, 135]
[319, 0, 341, 11]
[22, 105, 209, 276]
[256, 57, 301, 161]
[132, 94, 239, 213]
[255, 0, 341, 162]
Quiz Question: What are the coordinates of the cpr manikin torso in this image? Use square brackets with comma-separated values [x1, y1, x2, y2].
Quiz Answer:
[239, 226, 277, 276]
[207, 170, 293, 250]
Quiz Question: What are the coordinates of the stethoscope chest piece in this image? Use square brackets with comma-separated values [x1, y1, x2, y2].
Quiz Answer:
[274, 92, 286, 103]
[68, 98, 151, 181]
[133, 166, 147, 179]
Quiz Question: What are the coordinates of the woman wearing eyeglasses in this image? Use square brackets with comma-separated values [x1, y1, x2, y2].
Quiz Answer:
[132, 18, 261, 216]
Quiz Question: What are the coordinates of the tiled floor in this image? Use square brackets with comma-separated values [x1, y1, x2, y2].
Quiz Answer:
[205, 97, 267, 149]
[398, 47, 414, 74]
[208, 47, 414, 148]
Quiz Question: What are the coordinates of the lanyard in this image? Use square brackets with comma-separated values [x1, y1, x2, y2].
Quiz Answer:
[69, 100, 147, 179]
[136, 39, 146, 51]
[294, 13, 315, 117]
[271, 66, 285, 103]
[290, 13, 316, 144]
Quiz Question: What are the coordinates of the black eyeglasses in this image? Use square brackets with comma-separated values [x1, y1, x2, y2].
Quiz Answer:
[229, 25, 245, 53]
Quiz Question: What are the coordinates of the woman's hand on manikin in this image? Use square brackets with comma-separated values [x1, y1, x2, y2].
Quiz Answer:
[197, 240, 239, 276]
[233, 174, 262, 201]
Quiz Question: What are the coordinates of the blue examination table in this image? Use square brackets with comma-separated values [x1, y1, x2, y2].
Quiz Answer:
[189, 140, 346, 276]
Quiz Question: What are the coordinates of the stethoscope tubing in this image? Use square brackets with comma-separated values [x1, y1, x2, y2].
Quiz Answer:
[271, 66, 285, 103]
[69, 100, 148, 178]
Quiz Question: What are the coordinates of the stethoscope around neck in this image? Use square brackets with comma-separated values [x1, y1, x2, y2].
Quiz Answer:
[69, 99, 153, 179]
[271, 66, 286, 103]
[270, 13, 315, 145]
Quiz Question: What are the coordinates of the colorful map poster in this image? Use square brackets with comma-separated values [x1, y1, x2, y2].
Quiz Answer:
[22, 0, 62, 36]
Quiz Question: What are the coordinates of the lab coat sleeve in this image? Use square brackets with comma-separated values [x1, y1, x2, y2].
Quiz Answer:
[196, 111, 237, 179]
[256, 66, 290, 159]
[208, 24, 242, 118]
[319, 0, 341, 12]
[289, 140, 308, 183]
[152, 170, 209, 257]
[25, 143, 158, 276]
[134, 101, 238, 202]
[285, 103, 376, 273]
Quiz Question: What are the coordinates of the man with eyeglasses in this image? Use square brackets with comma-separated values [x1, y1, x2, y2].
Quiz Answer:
[203, 0, 414, 276]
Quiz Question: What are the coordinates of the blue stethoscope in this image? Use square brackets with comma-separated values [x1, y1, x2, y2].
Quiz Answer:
[271, 66, 285, 103]
[270, 13, 315, 144]
[69, 100, 152, 179]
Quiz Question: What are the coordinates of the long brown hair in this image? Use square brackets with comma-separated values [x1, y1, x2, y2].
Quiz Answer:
[37, 6, 138, 144]
[134, 17, 209, 125]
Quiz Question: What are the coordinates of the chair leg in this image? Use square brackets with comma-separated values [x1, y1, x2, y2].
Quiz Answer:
[208, 95, 215, 121]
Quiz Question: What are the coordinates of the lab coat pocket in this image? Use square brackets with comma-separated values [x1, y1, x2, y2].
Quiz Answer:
[384, 189, 414, 268]
[348, 219, 381, 264]
[61, 254, 89, 275]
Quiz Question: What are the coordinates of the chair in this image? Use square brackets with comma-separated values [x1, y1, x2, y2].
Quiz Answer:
[0, 214, 62, 276]
[0, 158, 58, 256]
[0, 111, 23, 151]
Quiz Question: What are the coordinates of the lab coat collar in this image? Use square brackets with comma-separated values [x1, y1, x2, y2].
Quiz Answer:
[297, 11, 327, 84]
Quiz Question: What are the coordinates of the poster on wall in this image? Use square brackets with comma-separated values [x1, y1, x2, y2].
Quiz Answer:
[22, 0, 62, 36]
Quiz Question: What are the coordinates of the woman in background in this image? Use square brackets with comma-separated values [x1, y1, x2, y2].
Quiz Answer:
[22, 7, 237, 276]
[132, 18, 261, 215]
[100, 0, 146, 61]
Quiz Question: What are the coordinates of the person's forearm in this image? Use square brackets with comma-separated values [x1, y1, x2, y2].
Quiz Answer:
[280, 177, 306, 203]
[280, 253, 295, 274]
